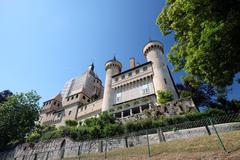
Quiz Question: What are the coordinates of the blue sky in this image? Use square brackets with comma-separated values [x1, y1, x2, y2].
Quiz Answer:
[0, 0, 239, 104]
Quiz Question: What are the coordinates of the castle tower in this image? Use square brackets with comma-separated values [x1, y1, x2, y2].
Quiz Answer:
[143, 41, 179, 99]
[102, 57, 122, 111]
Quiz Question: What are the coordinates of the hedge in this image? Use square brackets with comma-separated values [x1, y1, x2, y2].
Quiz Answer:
[27, 108, 226, 142]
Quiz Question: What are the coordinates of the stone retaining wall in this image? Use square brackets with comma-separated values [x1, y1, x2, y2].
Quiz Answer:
[1, 122, 240, 160]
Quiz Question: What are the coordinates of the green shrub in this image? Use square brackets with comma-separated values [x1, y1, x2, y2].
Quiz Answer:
[88, 126, 102, 139]
[180, 91, 193, 98]
[26, 131, 41, 142]
[157, 90, 173, 104]
[65, 120, 78, 127]
[124, 121, 142, 133]
[103, 124, 124, 137]
[140, 119, 153, 129]
[40, 130, 62, 141]
[42, 125, 57, 133]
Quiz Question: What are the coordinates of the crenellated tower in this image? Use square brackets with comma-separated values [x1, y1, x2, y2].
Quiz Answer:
[102, 57, 122, 111]
[143, 41, 179, 99]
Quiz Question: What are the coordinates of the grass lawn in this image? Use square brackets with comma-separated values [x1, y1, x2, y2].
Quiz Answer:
[64, 130, 240, 160]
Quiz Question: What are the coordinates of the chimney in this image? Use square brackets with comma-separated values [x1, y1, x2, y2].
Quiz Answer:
[130, 57, 136, 69]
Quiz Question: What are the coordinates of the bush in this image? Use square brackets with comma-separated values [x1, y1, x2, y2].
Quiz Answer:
[65, 120, 78, 127]
[124, 121, 142, 133]
[103, 124, 124, 137]
[180, 90, 193, 98]
[157, 90, 173, 104]
[88, 126, 102, 139]
[40, 130, 62, 141]
[26, 131, 41, 142]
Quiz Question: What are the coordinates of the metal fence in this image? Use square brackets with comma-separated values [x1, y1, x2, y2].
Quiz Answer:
[7, 113, 240, 160]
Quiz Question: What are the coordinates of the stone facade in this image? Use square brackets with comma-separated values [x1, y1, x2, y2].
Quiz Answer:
[39, 40, 190, 126]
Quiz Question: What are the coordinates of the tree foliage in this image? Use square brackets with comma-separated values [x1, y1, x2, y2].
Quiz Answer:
[0, 90, 40, 150]
[156, 90, 173, 104]
[176, 78, 216, 107]
[0, 90, 13, 102]
[157, 0, 240, 88]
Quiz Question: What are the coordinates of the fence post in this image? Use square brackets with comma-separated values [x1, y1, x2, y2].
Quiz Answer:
[205, 125, 211, 135]
[124, 136, 128, 148]
[209, 117, 227, 153]
[104, 137, 108, 160]
[78, 144, 81, 160]
[146, 129, 151, 159]
[60, 148, 65, 159]
[34, 153, 37, 160]
[45, 151, 49, 160]
[158, 128, 166, 142]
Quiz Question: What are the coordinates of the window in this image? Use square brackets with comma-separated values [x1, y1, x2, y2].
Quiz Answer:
[128, 72, 132, 77]
[71, 96, 74, 100]
[142, 84, 149, 94]
[53, 101, 56, 105]
[135, 69, 140, 74]
[115, 77, 118, 82]
[83, 96, 86, 100]
[116, 93, 122, 103]
[87, 99, 90, 103]
[57, 113, 61, 118]
[68, 111, 72, 115]
[143, 66, 148, 71]
[76, 94, 79, 98]
[67, 98, 70, 101]
[121, 75, 125, 80]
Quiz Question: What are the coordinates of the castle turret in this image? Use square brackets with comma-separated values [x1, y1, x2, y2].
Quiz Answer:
[102, 57, 122, 111]
[143, 41, 179, 99]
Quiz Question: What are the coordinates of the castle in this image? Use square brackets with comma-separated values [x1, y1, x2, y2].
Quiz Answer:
[40, 40, 194, 126]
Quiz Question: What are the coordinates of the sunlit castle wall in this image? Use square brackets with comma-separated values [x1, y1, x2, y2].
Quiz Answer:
[143, 41, 179, 99]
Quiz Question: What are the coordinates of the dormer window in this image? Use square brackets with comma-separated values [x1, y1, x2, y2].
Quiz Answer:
[128, 72, 132, 77]
[115, 77, 119, 82]
[121, 75, 125, 80]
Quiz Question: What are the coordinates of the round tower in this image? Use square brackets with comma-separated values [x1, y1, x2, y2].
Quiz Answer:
[143, 41, 179, 99]
[102, 57, 122, 111]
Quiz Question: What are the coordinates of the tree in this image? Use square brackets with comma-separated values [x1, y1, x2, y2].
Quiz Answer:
[157, 0, 240, 88]
[176, 78, 217, 108]
[156, 90, 173, 104]
[0, 90, 13, 102]
[0, 91, 40, 150]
